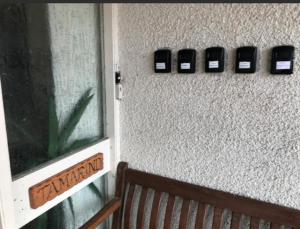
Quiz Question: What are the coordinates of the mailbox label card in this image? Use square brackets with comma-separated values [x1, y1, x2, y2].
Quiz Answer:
[156, 63, 166, 70]
[209, 61, 219, 69]
[181, 63, 191, 70]
[239, 61, 251, 69]
[276, 61, 291, 70]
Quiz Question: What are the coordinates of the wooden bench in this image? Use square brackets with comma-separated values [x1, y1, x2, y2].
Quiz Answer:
[81, 162, 300, 229]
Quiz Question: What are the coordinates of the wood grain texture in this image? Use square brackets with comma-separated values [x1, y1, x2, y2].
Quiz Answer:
[150, 191, 162, 229]
[112, 162, 128, 229]
[250, 217, 260, 229]
[231, 212, 242, 229]
[126, 168, 300, 228]
[29, 153, 103, 209]
[163, 195, 175, 229]
[124, 184, 135, 229]
[136, 187, 148, 229]
[270, 223, 282, 229]
[179, 199, 190, 229]
[83, 162, 300, 229]
[195, 203, 209, 229]
[212, 207, 224, 229]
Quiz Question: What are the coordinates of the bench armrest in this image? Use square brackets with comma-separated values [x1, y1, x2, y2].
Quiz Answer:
[80, 198, 121, 229]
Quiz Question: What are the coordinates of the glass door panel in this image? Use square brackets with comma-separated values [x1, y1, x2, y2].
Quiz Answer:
[0, 3, 109, 228]
[0, 3, 104, 176]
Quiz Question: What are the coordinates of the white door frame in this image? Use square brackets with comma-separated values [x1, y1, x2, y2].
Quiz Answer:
[0, 4, 119, 228]
[0, 81, 16, 229]
[103, 3, 120, 174]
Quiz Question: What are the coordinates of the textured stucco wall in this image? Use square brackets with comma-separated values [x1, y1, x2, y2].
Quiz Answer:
[119, 4, 300, 210]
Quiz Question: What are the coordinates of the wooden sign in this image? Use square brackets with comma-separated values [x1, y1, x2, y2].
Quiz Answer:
[29, 153, 103, 209]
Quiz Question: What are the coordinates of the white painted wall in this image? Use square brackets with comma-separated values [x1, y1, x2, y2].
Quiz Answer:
[118, 4, 300, 209]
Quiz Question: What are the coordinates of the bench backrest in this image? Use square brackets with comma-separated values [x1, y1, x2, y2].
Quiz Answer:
[112, 162, 300, 229]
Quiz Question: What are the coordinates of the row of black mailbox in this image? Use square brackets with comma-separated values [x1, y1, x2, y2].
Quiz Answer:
[154, 46, 295, 75]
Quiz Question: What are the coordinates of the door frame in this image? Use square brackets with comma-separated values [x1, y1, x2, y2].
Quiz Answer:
[0, 4, 119, 228]
[0, 80, 16, 229]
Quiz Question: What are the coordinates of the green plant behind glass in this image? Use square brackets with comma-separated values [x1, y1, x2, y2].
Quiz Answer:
[26, 88, 104, 229]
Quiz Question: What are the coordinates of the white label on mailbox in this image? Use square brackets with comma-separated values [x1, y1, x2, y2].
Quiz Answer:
[276, 61, 291, 70]
[209, 61, 219, 69]
[239, 61, 251, 69]
[181, 63, 191, 70]
[156, 62, 166, 70]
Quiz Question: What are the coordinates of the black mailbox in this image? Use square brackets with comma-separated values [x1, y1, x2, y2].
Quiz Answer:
[177, 49, 196, 74]
[271, 45, 295, 75]
[236, 46, 257, 74]
[154, 49, 172, 73]
[205, 47, 225, 73]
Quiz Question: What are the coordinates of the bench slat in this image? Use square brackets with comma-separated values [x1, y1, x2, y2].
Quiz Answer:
[212, 207, 224, 229]
[150, 191, 162, 229]
[163, 195, 175, 229]
[270, 223, 281, 229]
[179, 199, 190, 229]
[124, 184, 135, 229]
[195, 203, 209, 229]
[250, 217, 260, 229]
[231, 212, 242, 229]
[112, 162, 128, 229]
[136, 187, 148, 229]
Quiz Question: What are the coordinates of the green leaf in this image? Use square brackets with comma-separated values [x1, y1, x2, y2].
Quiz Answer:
[58, 89, 94, 154]
[64, 137, 98, 154]
[88, 182, 104, 199]
[47, 97, 59, 159]
[66, 197, 75, 225]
